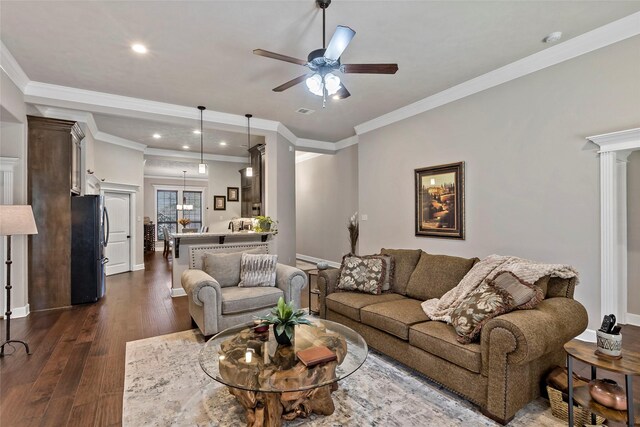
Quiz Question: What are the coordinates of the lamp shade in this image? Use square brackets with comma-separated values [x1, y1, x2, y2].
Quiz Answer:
[0, 205, 38, 236]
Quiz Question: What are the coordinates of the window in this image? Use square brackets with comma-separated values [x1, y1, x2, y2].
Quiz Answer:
[182, 191, 203, 230]
[155, 188, 204, 239]
[157, 190, 177, 240]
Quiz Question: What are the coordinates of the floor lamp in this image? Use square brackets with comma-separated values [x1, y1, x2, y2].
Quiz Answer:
[0, 205, 38, 357]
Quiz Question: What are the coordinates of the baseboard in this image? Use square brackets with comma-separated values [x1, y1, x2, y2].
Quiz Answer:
[625, 313, 640, 327]
[132, 263, 145, 271]
[0, 304, 30, 319]
[296, 253, 341, 269]
[171, 288, 186, 298]
[575, 329, 596, 343]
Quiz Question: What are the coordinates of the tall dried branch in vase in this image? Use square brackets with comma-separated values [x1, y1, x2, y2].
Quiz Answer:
[348, 212, 359, 256]
[178, 218, 191, 229]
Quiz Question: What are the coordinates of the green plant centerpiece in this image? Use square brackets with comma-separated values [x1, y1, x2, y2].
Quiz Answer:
[257, 297, 311, 345]
[254, 215, 278, 234]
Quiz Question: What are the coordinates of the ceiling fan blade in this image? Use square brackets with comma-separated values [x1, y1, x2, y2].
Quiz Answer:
[273, 75, 308, 92]
[324, 25, 356, 61]
[253, 49, 307, 66]
[342, 63, 398, 74]
[333, 85, 351, 100]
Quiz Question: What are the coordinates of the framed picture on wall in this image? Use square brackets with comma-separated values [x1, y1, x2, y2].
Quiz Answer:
[214, 195, 226, 211]
[415, 162, 465, 239]
[227, 187, 239, 202]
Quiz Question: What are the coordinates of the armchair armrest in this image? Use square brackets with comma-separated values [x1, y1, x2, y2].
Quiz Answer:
[317, 269, 340, 319]
[481, 297, 588, 367]
[275, 264, 307, 308]
[181, 269, 222, 309]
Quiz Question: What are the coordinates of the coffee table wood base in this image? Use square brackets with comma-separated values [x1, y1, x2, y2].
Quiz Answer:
[229, 382, 338, 427]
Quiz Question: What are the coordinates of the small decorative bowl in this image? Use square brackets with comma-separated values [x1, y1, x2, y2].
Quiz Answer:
[589, 378, 627, 410]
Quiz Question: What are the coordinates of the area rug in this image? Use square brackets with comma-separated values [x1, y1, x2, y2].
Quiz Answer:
[123, 329, 563, 426]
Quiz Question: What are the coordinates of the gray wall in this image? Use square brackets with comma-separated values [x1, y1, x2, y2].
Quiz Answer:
[358, 36, 640, 330]
[92, 141, 145, 267]
[628, 151, 640, 317]
[296, 145, 359, 263]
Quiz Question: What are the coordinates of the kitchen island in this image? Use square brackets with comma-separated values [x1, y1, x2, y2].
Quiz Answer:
[169, 231, 275, 296]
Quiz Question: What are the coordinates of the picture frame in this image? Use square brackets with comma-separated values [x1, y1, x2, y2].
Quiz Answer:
[227, 187, 239, 202]
[415, 162, 465, 239]
[214, 195, 226, 211]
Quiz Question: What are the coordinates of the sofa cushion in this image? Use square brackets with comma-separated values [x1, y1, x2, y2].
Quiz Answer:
[220, 286, 283, 315]
[337, 255, 386, 295]
[202, 248, 262, 287]
[238, 253, 278, 287]
[409, 321, 482, 373]
[326, 292, 405, 321]
[360, 299, 430, 340]
[489, 271, 545, 309]
[380, 248, 422, 295]
[405, 252, 478, 301]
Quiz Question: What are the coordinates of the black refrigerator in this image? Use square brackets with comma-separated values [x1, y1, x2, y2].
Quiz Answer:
[71, 195, 109, 304]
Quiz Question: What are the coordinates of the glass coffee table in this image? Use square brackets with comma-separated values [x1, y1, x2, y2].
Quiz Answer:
[199, 318, 368, 427]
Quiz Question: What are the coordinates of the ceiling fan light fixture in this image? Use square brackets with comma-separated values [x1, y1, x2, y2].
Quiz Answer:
[305, 73, 324, 96]
[324, 73, 341, 95]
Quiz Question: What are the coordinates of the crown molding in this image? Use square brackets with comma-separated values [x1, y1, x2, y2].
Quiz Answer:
[95, 131, 146, 152]
[587, 128, 640, 153]
[335, 135, 358, 150]
[0, 40, 29, 91]
[144, 147, 248, 163]
[295, 152, 324, 164]
[144, 174, 209, 182]
[355, 12, 640, 136]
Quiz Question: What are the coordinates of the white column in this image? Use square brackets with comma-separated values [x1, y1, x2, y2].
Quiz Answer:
[600, 151, 618, 320]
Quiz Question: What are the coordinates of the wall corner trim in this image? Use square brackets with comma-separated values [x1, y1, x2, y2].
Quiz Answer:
[626, 313, 640, 327]
[0, 40, 30, 91]
[10, 304, 30, 319]
[132, 264, 145, 272]
[296, 253, 341, 269]
[354, 12, 640, 137]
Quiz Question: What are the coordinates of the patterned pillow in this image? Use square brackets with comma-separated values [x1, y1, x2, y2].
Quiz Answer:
[489, 271, 544, 310]
[238, 253, 278, 287]
[366, 254, 395, 292]
[450, 283, 515, 344]
[337, 255, 386, 295]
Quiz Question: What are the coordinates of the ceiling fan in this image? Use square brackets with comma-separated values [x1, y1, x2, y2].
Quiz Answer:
[253, 0, 398, 105]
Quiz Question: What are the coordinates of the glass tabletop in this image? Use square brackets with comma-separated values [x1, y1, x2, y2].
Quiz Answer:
[199, 318, 368, 393]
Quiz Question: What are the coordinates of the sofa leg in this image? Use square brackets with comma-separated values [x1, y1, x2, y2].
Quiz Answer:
[481, 408, 513, 425]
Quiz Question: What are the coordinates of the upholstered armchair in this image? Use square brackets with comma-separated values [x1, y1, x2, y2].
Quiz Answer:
[181, 249, 307, 336]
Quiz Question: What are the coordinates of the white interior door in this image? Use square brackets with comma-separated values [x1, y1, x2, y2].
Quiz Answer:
[105, 192, 131, 276]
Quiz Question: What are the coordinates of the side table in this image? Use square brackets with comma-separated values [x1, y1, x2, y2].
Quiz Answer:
[306, 268, 336, 315]
[564, 339, 639, 427]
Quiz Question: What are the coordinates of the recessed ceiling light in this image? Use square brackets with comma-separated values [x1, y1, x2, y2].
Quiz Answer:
[131, 43, 148, 54]
[152, 133, 161, 139]
[193, 130, 201, 135]
[219, 141, 227, 146]
[542, 32, 563, 44]
[182, 145, 190, 150]
[332, 95, 340, 100]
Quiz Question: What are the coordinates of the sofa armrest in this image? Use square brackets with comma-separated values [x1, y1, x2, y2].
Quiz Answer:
[317, 269, 340, 318]
[481, 297, 588, 367]
[275, 264, 307, 308]
[181, 269, 222, 309]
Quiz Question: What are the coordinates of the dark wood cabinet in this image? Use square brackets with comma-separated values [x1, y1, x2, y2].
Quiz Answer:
[239, 144, 265, 217]
[27, 116, 85, 311]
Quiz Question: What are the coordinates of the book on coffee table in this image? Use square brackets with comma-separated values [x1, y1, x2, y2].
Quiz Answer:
[296, 345, 337, 367]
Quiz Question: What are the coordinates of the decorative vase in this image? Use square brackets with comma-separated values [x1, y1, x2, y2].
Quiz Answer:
[588, 378, 627, 410]
[273, 325, 292, 346]
[316, 261, 329, 270]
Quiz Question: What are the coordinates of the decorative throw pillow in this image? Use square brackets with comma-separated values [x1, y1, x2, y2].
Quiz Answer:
[337, 255, 386, 295]
[489, 271, 545, 310]
[450, 283, 516, 344]
[366, 254, 395, 292]
[202, 248, 262, 287]
[406, 252, 479, 301]
[380, 248, 422, 295]
[238, 253, 278, 287]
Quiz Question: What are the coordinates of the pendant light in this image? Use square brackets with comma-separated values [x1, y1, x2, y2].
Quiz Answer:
[245, 114, 253, 177]
[197, 106, 206, 174]
[176, 171, 193, 211]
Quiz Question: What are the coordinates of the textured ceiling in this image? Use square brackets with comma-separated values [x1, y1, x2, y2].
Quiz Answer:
[2, 1, 639, 141]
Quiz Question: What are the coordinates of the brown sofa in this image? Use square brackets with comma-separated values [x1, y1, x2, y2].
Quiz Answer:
[318, 249, 588, 424]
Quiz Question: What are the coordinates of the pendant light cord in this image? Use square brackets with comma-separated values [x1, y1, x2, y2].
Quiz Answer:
[245, 114, 252, 162]
[197, 106, 206, 166]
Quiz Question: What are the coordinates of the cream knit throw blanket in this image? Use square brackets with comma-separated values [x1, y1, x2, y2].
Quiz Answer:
[421, 254, 579, 323]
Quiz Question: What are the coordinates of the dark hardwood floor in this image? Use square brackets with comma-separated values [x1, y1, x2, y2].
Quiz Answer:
[1, 251, 638, 426]
[0, 251, 190, 427]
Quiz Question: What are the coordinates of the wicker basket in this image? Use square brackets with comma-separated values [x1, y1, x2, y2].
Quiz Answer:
[547, 386, 606, 426]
